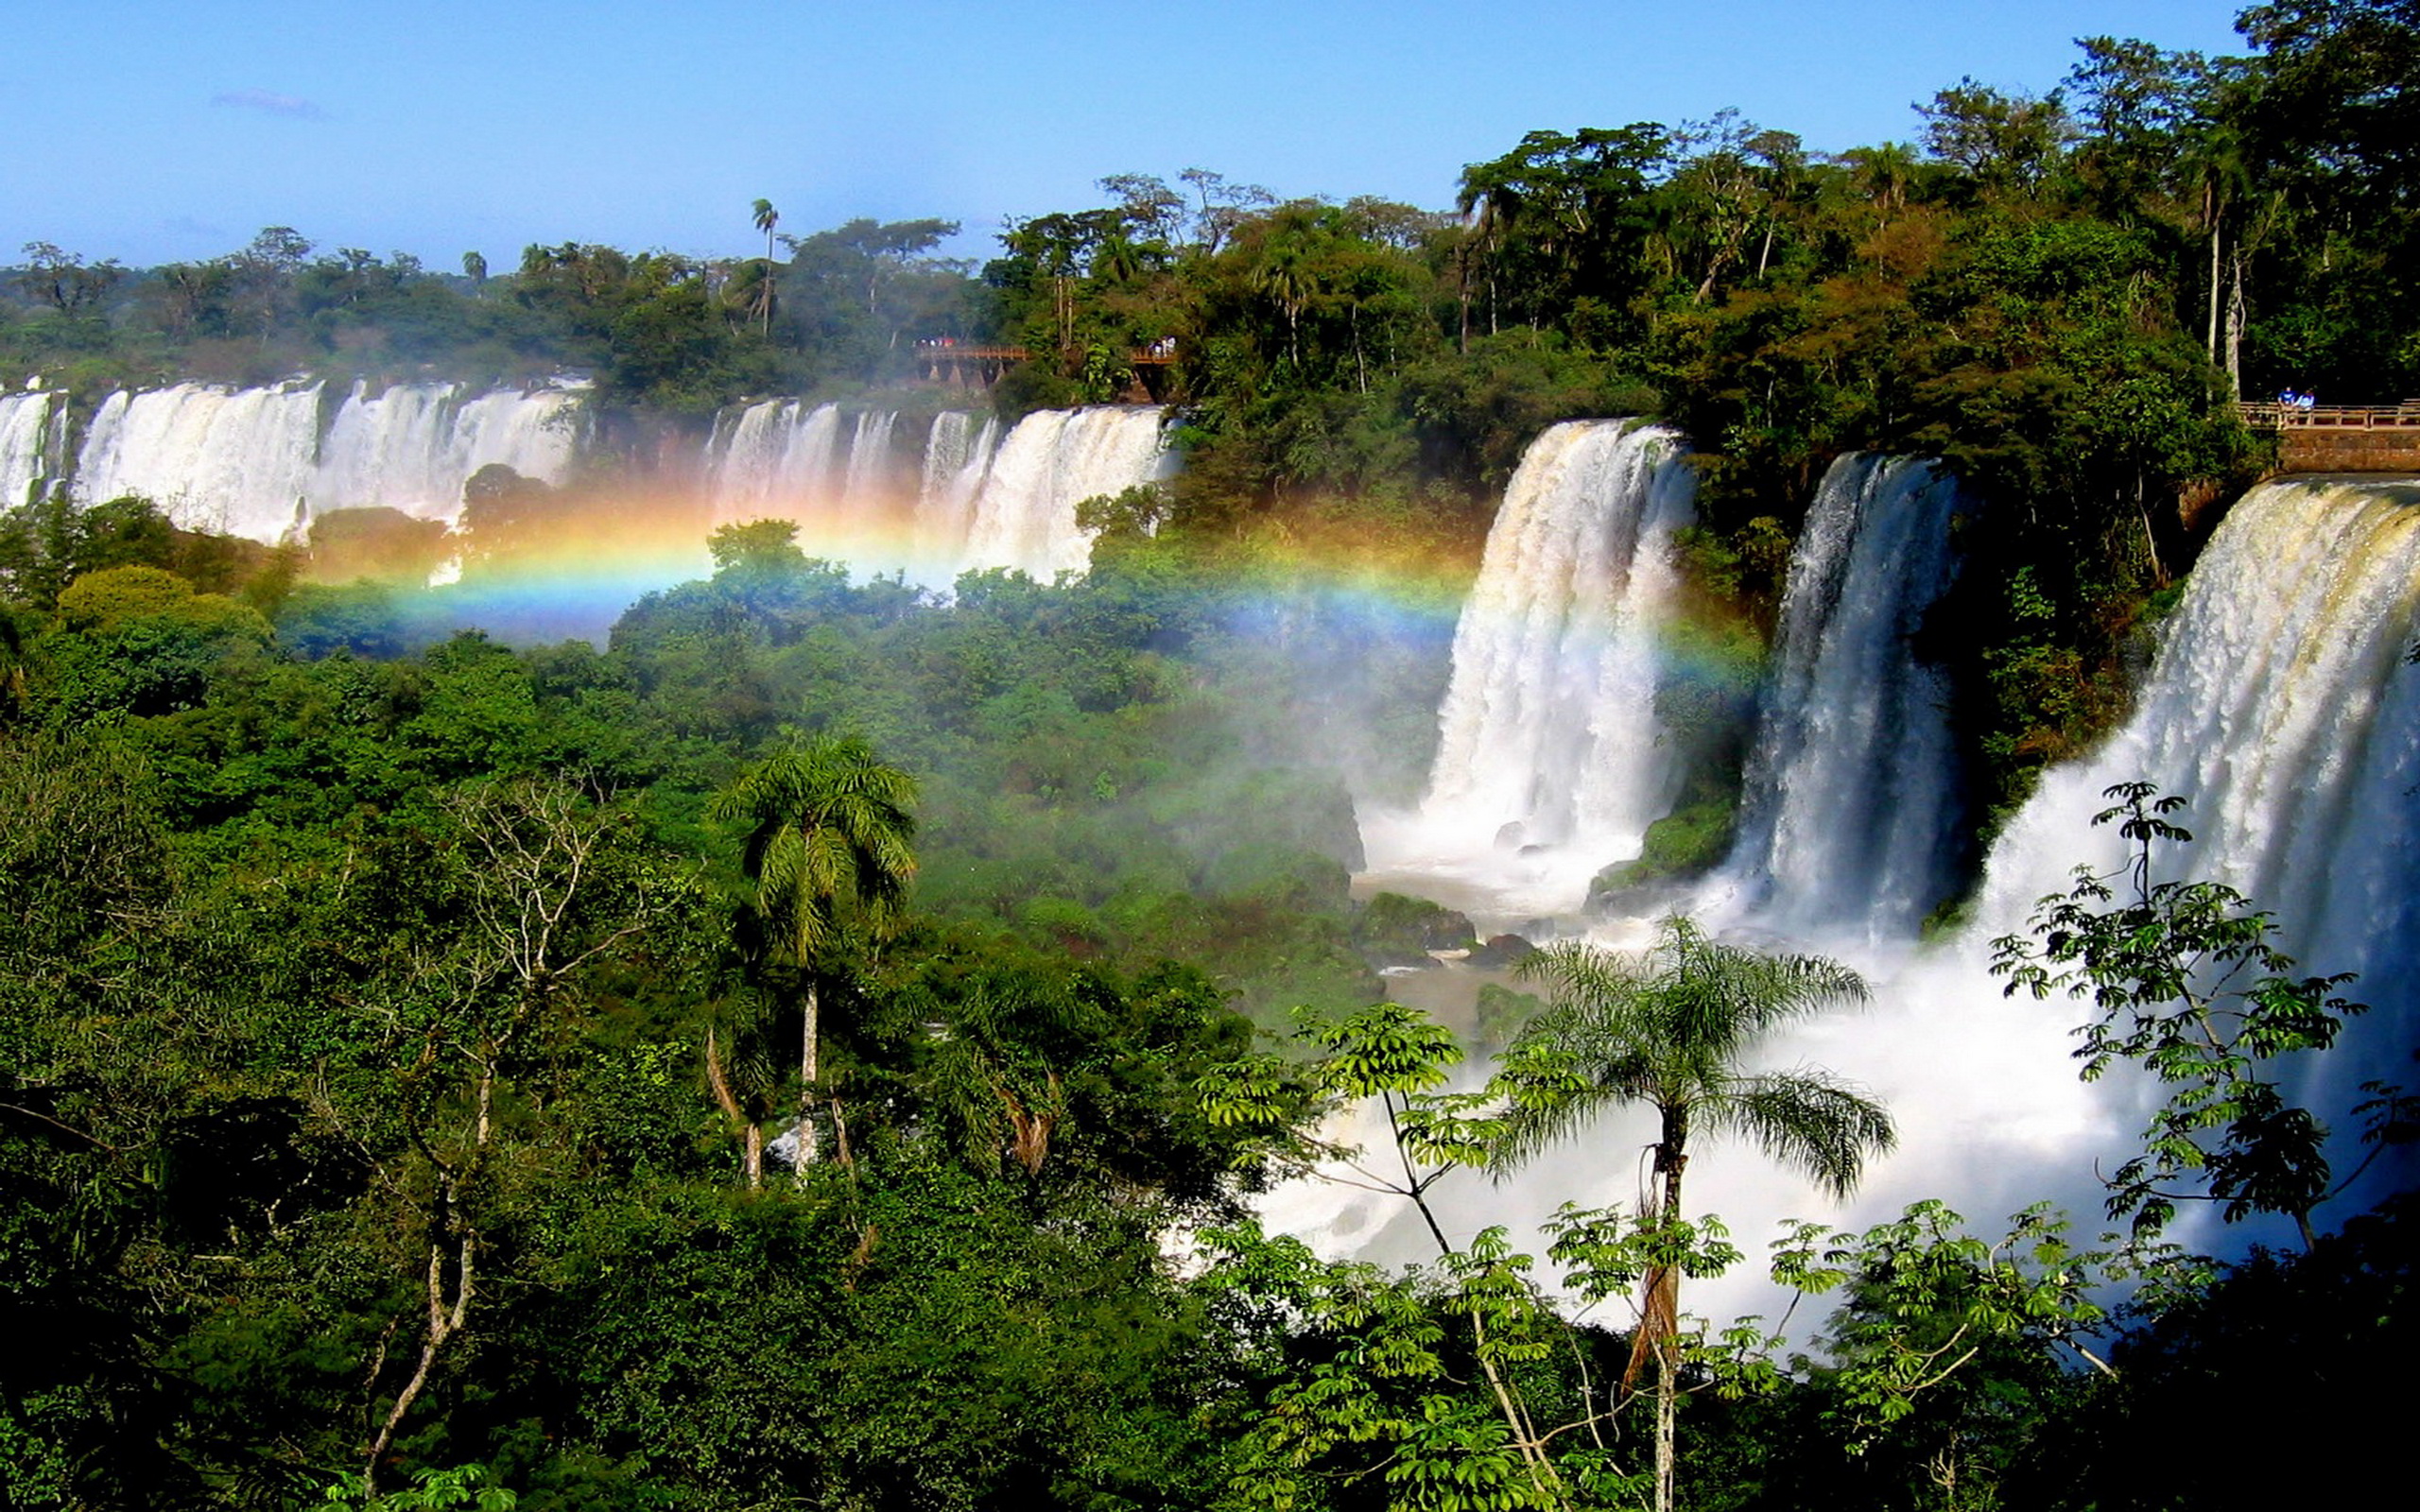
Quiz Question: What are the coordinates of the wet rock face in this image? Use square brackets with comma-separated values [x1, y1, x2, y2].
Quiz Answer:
[1467, 934, 1537, 970]
[1352, 890, 1478, 969]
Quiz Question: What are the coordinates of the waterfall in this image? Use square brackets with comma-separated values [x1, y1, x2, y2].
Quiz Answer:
[314, 382, 579, 524]
[69, 381, 580, 543]
[959, 405, 1174, 579]
[708, 400, 845, 529]
[1, 389, 60, 509]
[840, 410, 900, 517]
[1712, 455, 1967, 940]
[75, 383, 325, 541]
[1362, 421, 1693, 918]
[1312, 467, 2420, 1303]
[706, 401, 913, 563]
[916, 410, 999, 569]
[1970, 477, 2420, 1101]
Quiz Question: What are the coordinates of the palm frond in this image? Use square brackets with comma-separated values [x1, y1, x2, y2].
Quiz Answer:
[711, 732, 920, 970]
[1705, 1067, 1897, 1199]
[1492, 916, 1886, 1201]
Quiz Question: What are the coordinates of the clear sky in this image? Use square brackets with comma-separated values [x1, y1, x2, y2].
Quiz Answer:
[5, 1, 2251, 271]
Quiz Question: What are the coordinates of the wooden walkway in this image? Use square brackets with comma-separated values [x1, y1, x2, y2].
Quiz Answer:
[2234, 401, 2420, 472]
[914, 340, 1178, 395]
[2235, 401, 2420, 431]
[915, 341, 1177, 369]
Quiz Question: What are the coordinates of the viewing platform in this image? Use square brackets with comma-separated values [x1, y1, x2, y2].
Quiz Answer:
[914, 340, 1179, 392]
[2234, 401, 2420, 472]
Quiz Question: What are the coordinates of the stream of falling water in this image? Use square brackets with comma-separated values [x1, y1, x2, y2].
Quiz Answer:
[959, 405, 1175, 580]
[71, 381, 581, 542]
[1, 388, 62, 509]
[1312, 460, 2420, 1328]
[1358, 420, 1694, 923]
[1699, 455, 1968, 943]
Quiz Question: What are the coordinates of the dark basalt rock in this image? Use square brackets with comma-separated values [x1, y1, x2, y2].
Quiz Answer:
[1467, 934, 1538, 969]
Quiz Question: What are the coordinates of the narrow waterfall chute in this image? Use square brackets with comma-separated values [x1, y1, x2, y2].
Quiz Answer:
[0, 389, 60, 510]
[1360, 420, 1694, 920]
[708, 400, 845, 530]
[915, 410, 999, 573]
[1708, 455, 1967, 940]
[840, 409, 900, 518]
[704, 402, 917, 569]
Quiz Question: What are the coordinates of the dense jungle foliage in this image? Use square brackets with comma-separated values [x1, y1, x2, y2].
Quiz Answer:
[3, 498, 2409, 1512]
[5, 5, 2416, 1509]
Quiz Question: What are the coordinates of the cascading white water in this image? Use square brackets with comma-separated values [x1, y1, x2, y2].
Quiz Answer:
[705, 402, 909, 564]
[708, 400, 845, 528]
[314, 381, 579, 524]
[70, 381, 581, 543]
[1360, 420, 1694, 919]
[1318, 472, 2420, 1311]
[1754, 474, 2420, 1268]
[76, 383, 326, 541]
[916, 411, 999, 570]
[959, 405, 1173, 579]
[840, 410, 899, 517]
[1969, 476, 2420, 1112]
[0, 389, 60, 509]
[1707, 455, 1966, 941]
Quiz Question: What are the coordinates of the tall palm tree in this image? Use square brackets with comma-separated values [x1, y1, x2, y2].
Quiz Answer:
[711, 734, 916, 1178]
[1495, 916, 1893, 1512]
[1250, 232, 1319, 367]
[750, 198, 780, 335]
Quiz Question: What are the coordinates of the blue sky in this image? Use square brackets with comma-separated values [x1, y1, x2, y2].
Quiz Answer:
[6, 1, 2249, 270]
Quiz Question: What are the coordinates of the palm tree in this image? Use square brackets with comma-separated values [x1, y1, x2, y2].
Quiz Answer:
[711, 734, 917, 1179]
[1495, 916, 1893, 1512]
[1841, 141, 1919, 223]
[750, 198, 780, 335]
[1250, 232, 1319, 367]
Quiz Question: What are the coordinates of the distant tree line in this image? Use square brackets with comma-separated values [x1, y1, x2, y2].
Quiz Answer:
[5, 3, 2411, 814]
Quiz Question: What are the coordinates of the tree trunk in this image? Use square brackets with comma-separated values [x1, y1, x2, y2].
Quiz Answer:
[365, 1204, 472, 1492]
[1624, 1110, 1688, 1512]
[2205, 189, 2222, 366]
[1652, 1340, 1677, 1512]
[2136, 473, 2167, 588]
[795, 980, 821, 1175]
[2224, 250, 2247, 397]
[1392, 1095, 1565, 1508]
[1457, 243, 1473, 355]
[705, 1025, 764, 1189]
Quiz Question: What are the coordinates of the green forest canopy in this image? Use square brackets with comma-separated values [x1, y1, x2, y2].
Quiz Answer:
[5, 7, 2417, 1509]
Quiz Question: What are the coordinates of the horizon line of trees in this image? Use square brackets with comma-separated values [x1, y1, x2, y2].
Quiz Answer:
[6, 1, 2412, 821]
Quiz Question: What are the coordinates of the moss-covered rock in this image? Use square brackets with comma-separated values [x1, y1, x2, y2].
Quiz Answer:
[1352, 890, 1477, 968]
[1588, 798, 1739, 910]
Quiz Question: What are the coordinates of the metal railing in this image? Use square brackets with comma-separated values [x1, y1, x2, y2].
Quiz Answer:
[2236, 401, 2420, 431]
[913, 341, 1179, 365]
